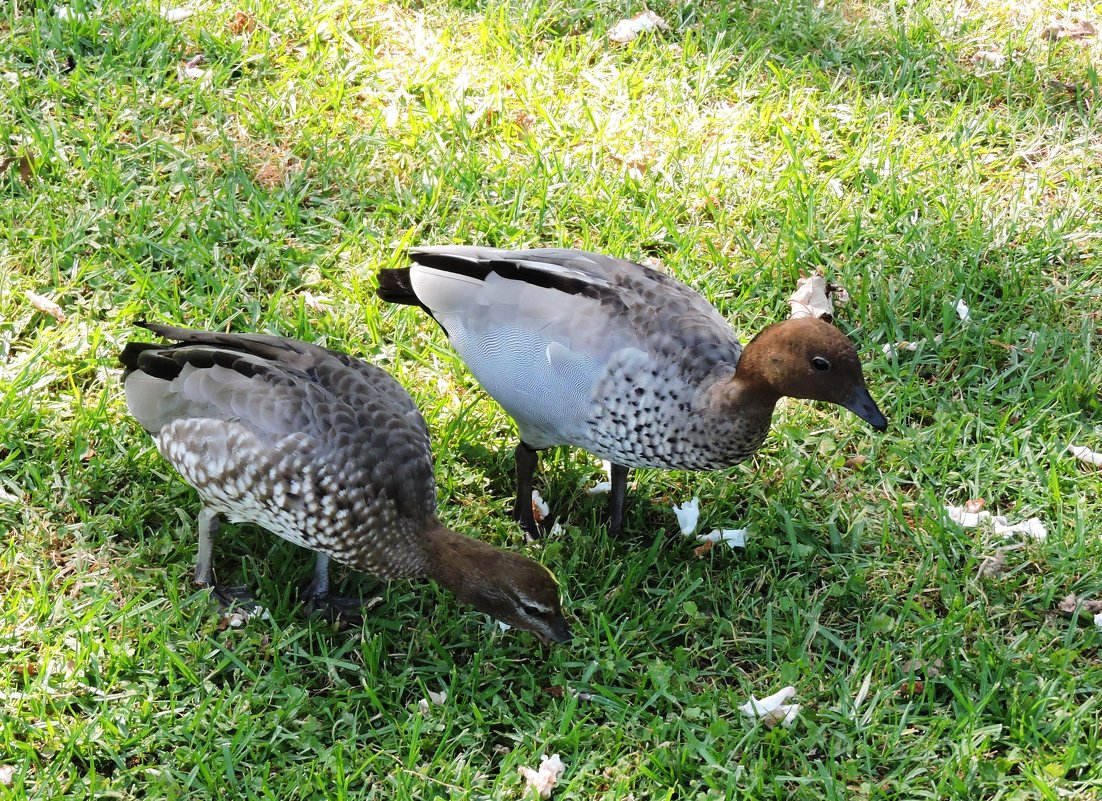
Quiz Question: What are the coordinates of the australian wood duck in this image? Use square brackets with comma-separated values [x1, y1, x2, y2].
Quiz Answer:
[377, 246, 887, 537]
[120, 322, 571, 642]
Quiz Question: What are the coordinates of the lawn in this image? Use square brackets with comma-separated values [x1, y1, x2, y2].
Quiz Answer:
[1, 0, 1101, 797]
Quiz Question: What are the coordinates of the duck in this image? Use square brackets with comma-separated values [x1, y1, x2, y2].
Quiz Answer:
[119, 322, 572, 643]
[377, 246, 887, 538]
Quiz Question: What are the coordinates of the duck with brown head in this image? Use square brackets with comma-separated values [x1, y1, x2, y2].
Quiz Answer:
[377, 247, 886, 538]
[120, 322, 571, 644]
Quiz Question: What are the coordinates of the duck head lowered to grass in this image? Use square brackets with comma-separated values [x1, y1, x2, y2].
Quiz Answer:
[377, 246, 886, 538]
[120, 322, 571, 643]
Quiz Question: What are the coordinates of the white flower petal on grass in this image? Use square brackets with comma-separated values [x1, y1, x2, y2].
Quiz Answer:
[160, 7, 194, 22]
[497, 620, 512, 632]
[787, 273, 837, 321]
[531, 490, 550, 523]
[56, 6, 88, 22]
[586, 481, 612, 494]
[971, 50, 1007, 68]
[955, 298, 970, 321]
[1068, 444, 1102, 467]
[992, 516, 1047, 541]
[739, 686, 800, 728]
[1094, 612, 1102, 630]
[608, 11, 669, 43]
[26, 290, 66, 322]
[672, 497, 700, 535]
[945, 504, 991, 528]
[518, 754, 565, 799]
[428, 690, 447, 705]
[697, 528, 747, 549]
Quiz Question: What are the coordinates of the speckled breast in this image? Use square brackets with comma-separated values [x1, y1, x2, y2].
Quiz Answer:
[578, 357, 770, 470]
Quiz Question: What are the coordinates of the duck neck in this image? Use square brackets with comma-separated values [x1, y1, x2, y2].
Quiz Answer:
[419, 521, 504, 608]
[713, 338, 781, 421]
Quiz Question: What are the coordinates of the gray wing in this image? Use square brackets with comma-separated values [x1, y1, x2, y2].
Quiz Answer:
[121, 325, 436, 524]
[407, 246, 743, 384]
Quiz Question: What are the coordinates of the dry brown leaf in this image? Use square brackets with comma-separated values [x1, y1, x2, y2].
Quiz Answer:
[26, 290, 66, 322]
[1057, 593, 1102, 616]
[609, 11, 669, 43]
[1041, 18, 1096, 41]
[693, 539, 715, 558]
[900, 658, 943, 677]
[843, 454, 868, 469]
[0, 153, 33, 182]
[964, 498, 986, 514]
[228, 10, 256, 34]
[977, 550, 1007, 578]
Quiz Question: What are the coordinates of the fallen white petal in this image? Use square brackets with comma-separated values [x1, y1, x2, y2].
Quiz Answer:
[382, 104, 400, 129]
[1094, 612, 1102, 630]
[881, 339, 924, 357]
[739, 686, 800, 728]
[548, 521, 564, 537]
[971, 50, 1007, 68]
[608, 11, 669, 43]
[697, 528, 747, 549]
[417, 698, 430, 714]
[1068, 444, 1102, 467]
[955, 298, 970, 321]
[497, 620, 512, 632]
[531, 490, 550, 519]
[945, 504, 991, 528]
[992, 516, 1047, 541]
[178, 65, 208, 81]
[787, 273, 835, 321]
[672, 497, 700, 535]
[26, 290, 66, 322]
[56, 6, 88, 21]
[518, 754, 565, 799]
[427, 690, 447, 705]
[586, 481, 612, 495]
[160, 7, 194, 22]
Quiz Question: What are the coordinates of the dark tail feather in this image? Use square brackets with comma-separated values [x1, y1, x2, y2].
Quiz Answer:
[119, 340, 162, 372]
[376, 268, 422, 307]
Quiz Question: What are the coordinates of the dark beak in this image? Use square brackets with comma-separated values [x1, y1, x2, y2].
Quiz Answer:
[844, 384, 887, 431]
[547, 620, 573, 644]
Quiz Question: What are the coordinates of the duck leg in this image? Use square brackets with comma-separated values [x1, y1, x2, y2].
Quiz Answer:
[512, 440, 542, 540]
[606, 463, 630, 536]
[194, 506, 256, 607]
[303, 552, 364, 623]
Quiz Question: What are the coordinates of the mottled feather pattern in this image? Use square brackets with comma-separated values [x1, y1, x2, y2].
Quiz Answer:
[398, 247, 748, 461]
[129, 325, 436, 580]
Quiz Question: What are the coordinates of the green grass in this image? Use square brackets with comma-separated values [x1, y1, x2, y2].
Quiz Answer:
[2, 0, 1101, 797]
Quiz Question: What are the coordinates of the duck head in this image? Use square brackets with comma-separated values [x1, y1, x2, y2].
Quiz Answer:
[424, 525, 573, 644]
[741, 317, 887, 431]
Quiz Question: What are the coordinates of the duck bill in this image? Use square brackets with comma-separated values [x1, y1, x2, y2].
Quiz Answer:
[843, 385, 887, 431]
[546, 621, 573, 644]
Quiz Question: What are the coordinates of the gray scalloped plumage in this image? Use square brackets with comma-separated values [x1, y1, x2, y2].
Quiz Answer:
[378, 246, 887, 537]
[120, 323, 570, 643]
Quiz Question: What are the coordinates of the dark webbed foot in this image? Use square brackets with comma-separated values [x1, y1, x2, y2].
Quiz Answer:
[303, 552, 365, 624]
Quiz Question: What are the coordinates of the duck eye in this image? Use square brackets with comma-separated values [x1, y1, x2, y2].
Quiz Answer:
[811, 357, 831, 371]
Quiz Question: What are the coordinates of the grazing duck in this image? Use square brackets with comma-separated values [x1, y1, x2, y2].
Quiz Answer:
[377, 246, 887, 537]
[119, 322, 571, 643]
